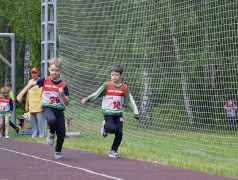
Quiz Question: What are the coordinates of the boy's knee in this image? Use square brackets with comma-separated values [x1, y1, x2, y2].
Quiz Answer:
[106, 127, 116, 134]
[47, 118, 57, 127]
[115, 130, 123, 136]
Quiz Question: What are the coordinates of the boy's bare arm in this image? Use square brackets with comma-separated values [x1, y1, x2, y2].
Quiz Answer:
[59, 87, 69, 106]
[62, 95, 69, 106]
[17, 81, 37, 103]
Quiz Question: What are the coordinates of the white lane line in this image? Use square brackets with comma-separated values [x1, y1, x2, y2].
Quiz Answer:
[0, 148, 123, 180]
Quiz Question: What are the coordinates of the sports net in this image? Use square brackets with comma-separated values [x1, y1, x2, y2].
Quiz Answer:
[57, 0, 238, 162]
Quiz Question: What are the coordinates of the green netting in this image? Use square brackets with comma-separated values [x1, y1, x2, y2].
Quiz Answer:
[57, 0, 238, 162]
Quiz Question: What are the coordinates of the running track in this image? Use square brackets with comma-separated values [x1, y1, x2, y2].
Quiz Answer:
[0, 139, 236, 180]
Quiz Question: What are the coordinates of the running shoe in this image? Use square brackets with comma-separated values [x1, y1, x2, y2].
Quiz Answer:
[47, 130, 55, 146]
[54, 152, 63, 159]
[109, 150, 120, 158]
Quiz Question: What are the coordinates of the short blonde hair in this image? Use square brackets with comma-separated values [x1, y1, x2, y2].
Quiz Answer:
[4, 82, 12, 88]
[49, 58, 62, 68]
[1, 87, 7, 94]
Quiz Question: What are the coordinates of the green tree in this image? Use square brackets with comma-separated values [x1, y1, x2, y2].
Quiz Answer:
[0, 0, 41, 93]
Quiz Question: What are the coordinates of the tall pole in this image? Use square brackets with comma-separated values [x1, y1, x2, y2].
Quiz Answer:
[41, 0, 57, 77]
[44, 0, 48, 76]
[11, 34, 16, 124]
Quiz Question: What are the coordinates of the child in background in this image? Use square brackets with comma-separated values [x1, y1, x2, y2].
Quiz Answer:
[81, 64, 139, 158]
[4, 82, 15, 101]
[224, 97, 237, 131]
[0, 87, 13, 139]
[17, 58, 69, 159]
[2, 82, 19, 136]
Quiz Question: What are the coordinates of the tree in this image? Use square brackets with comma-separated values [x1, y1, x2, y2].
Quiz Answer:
[0, 0, 41, 93]
[166, 0, 195, 124]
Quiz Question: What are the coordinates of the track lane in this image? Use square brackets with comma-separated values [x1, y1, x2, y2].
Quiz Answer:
[0, 139, 236, 180]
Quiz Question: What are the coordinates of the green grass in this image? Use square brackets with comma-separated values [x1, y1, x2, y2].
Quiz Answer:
[11, 107, 238, 179]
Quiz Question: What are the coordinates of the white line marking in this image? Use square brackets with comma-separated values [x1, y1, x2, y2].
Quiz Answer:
[0, 148, 123, 180]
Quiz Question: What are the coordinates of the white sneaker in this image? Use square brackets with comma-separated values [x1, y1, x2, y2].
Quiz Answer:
[54, 152, 63, 159]
[47, 130, 55, 146]
[5, 135, 10, 139]
[0, 134, 2, 138]
[109, 150, 120, 158]
[101, 120, 108, 137]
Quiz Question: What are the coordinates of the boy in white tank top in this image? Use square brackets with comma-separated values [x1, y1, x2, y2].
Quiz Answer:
[17, 58, 69, 159]
[82, 64, 139, 158]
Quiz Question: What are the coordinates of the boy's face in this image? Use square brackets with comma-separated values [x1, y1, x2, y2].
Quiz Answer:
[111, 71, 122, 84]
[48, 64, 61, 80]
[4, 86, 10, 92]
[1, 91, 7, 97]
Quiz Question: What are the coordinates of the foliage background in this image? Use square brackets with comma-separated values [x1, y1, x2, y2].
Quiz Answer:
[0, 0, 41, 94]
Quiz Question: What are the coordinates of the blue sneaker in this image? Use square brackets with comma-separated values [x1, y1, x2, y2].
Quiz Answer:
[47, 130, 55, 146]
[109, 150, 120, 158]
[54, 152, 63, 159]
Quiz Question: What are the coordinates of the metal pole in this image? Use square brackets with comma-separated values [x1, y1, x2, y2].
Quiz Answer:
[54, 0, 57, 57]
[41, 0, 44, 77]
[11, 34, 16, 125]
[44, 0, 48, 76]
[0, 54, 12, 68]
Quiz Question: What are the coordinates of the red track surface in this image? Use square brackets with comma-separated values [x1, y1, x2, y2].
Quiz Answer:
[0, 139, 236, 180]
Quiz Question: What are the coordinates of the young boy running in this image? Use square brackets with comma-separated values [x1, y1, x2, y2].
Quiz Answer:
[2, 82, 19, 135]
[81, 64, 139, 158]
[0, 87, 13, 139]
[17, 58, 69, 159]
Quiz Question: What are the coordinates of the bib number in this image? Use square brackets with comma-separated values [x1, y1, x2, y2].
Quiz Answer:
[113, 101, 120, 109]
[50, 97, 60, 104]
[0, 105, 6, 111]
